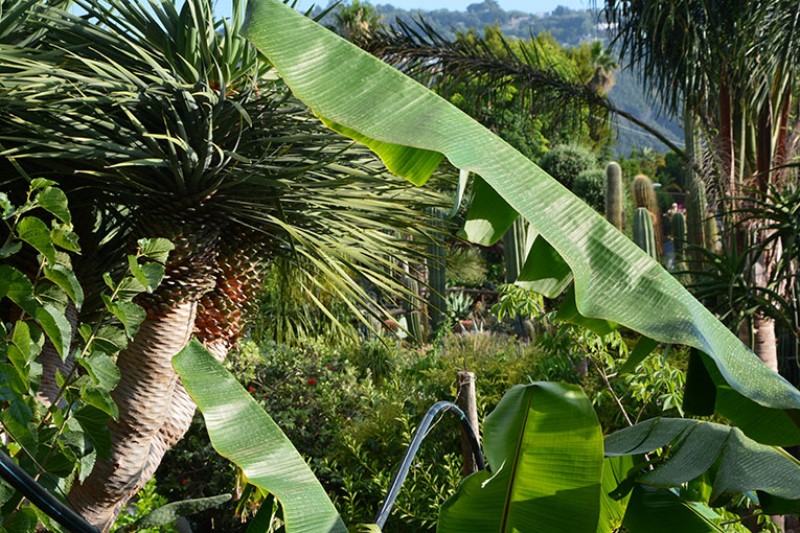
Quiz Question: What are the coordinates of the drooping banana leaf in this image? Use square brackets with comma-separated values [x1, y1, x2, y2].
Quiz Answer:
[173, 339, 347, 533]
[437, 383, 604, 532]
[605, 418, 800, 512]
[241, 0, 800, 445]
[621, 486, 724, 533]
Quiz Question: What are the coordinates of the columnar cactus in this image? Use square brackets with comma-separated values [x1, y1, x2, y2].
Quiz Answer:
[686, 176, 708, 268]
[426, 207, 448, 334]
[705, 210, 721, 253]
[634, 207, 658, 259]
[605, 162, 624, 230]
[633, 174, 662, 257]
[633, 174, 658, 212]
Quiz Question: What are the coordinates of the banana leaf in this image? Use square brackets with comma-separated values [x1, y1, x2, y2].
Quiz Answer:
[173, 339, 347, 533]
[605, 418, 800, 512]
[437, 383, 604, 532]
[241, 0, 800, 445]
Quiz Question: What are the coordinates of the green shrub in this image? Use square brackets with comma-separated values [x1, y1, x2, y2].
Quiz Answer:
[539, 144, 598, 190]
[573, 168, 605, 211]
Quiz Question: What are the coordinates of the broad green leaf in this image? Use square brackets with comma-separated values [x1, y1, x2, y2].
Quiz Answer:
[620, 336, 659, 374]
[137, 237, 174, 264]
[0, 191, 14, 219]
[74, 405, 112, 460]
[81, 386, 119, 419]
[438, 383, 604, 532]
[597, 456, 634, 533]
[35, 186, 71, 224]
[29, 178, 56, 190]
[682, 349, 716, 417]
[174, 338, 347, 533]
[16, 216, 56, 265]
[88, 325, 129, 355]
[33, 304, 71, 360]
[621, 487, 723, 533]
[0, 239, 22, 258]
[116, 494, 233, 532]
[127, 256, 165, 293]
[604, 418, 800, 510]
[50, 227, 81, 253]
[241, 0, 800, 443]
[516, 232, 573, 298]
[104, 298, 146, 340]
[461, 176, 516, 245]
[43, 263, 84, 310]
[79, 353, 121, 391]
[0, 265, 37, 315]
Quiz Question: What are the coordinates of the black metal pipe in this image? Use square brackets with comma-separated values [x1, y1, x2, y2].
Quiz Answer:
[0, 450, 99, 533]
[373, 401, 485, 529]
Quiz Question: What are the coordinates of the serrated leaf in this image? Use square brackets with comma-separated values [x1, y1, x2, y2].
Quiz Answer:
[128, 256, 164, 293]
[4, 508, 39, 533]
[43, 263, 84, 310]
[29, 178, 56, 190]
[11, 322, 33, 363]
[106, 300, 146, 339]
[137, 237, 174, 264]
[0, 191, 15, 219]
[50, 227, 81, 253]
[33, 304, 71, 360]
[0, 239, 22, 258]
[35, 186, 71, 224]
[74, 405, 112, 460]
[0, 265, 37, 315]
[79, 353, 120, 391]
[16, 216, 56, 265]
[81, 386, 119, 419]
[88, 325, 128, 355]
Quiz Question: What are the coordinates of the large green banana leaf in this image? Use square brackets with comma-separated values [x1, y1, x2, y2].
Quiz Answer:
[437, 383, 604, 532]
[241, 0, 800, 445]
[173, 339, 347, 533]
[605, 418, 800, 513]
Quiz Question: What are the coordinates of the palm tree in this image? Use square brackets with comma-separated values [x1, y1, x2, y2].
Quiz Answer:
[0, 0, 445, 529]
[605, 0, 800, 374]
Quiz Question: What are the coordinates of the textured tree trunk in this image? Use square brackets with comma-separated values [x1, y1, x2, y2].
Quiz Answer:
[753, 312, 779, 373]
[68, 301, 197, 531]
[138, 339, 230, 489]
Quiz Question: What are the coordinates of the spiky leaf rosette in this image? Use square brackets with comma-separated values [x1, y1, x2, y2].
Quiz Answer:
[0, 0, 448, 528]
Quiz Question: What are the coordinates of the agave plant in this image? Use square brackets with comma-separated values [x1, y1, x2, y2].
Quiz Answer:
[0, 0, 446, 529]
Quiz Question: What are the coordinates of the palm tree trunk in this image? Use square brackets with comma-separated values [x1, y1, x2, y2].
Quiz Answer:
[138, 339, 230, 489]
[68, 301, 197, 531]
[753, 312, 779, 373]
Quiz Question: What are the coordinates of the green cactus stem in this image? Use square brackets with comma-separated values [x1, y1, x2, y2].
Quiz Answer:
[633, 207, 658, 259]
[605, 162, 624, 230]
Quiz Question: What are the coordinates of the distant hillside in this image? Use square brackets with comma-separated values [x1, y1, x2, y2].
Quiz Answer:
[334, 0, 684, 156]
[373, 1, 598, 44]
